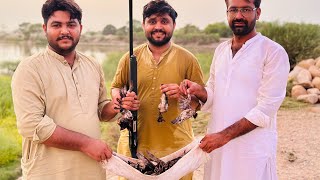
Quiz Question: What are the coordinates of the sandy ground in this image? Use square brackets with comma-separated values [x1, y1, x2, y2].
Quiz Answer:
[106, 106, 320, 180]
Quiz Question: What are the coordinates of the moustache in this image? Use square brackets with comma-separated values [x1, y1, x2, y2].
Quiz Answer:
[151, 29, 166, 34]
[232, 19, 248, 24]
[57, 35, 73, 41]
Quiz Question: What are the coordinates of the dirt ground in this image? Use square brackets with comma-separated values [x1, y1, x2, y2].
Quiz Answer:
[106, 106, 320, 180]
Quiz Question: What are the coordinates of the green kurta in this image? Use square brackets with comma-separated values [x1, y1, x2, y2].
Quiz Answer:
[111, 43, 204, 159]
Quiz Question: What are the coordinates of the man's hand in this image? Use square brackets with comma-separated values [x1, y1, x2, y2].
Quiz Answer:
[179, 79, 207, 103]
[81, 139, 113, 161]
[122, 91, 140, 111]
[199, 133, 229, 153]
[199, 118, 257, 153]
[160, 83, 180, 99]
[111, 88, 140, 113]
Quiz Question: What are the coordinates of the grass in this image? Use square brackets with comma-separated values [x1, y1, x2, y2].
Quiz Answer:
[0, 76, 22, 180]
[0, 76, 15, 119]
[280, 96, 309, 110]
[0, 159, 22, 180]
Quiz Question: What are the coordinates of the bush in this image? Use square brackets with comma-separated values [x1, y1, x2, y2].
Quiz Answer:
[0, 61, 19, 76]
[204, 22, 233, 38]
[259, 22, 320, 69]
[173, 33, 219, 45]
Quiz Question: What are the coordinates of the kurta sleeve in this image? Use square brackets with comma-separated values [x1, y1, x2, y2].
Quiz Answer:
[245, 48, 289, 127]
[11, 62, 56, 143]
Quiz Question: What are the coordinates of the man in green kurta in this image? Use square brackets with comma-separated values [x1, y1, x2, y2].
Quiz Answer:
[111, 1, 204, 179]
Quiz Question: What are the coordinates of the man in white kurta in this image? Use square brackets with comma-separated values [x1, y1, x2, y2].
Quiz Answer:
[200, 32, 289, 179]
[179, 0, 290, 179]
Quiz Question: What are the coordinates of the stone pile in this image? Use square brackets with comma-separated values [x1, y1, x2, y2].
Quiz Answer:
[289, 56, 320, 104]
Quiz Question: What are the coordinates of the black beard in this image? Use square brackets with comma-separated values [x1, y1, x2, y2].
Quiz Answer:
[147, 35, 172, 47]
[146, 29, 172, 47]
[230, 19, 256, 36]
[48, 37, 79, 56]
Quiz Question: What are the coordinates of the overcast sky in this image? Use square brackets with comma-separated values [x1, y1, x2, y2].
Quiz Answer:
[0, 0, 319, 32]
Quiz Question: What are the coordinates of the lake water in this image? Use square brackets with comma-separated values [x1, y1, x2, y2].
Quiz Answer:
[0, 42, 128, 64]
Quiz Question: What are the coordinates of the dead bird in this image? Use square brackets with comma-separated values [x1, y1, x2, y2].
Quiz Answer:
[114, 150, 187, 175]
[157, 92, 168, 122]
[171, 94, 198, 124]
[116, 84, 134, 130]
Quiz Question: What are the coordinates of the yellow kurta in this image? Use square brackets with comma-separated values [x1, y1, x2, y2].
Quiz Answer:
[11, 47, 109, 180]
[111, 43, 204, 159]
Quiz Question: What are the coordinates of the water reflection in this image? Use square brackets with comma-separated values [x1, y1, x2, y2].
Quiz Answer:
[0, 42, 128, 64]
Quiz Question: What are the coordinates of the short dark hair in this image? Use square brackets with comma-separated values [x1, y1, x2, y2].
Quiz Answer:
[42, 0, 82, 25]
[225, 0, 261, 8]
[143, 0, 178, 23]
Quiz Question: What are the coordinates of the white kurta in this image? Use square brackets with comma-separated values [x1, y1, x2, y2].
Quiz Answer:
[202, 33, 289, 180]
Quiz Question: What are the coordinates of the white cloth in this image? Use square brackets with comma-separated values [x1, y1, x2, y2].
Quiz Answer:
[102, 138, 209, 180]
[201, 33, 289, 180]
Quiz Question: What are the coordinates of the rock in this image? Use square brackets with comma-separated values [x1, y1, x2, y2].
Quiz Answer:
[297, 94, 319, 104]
[312, 77, 320, 89]
[288, 66, 303, 81]
[291, 85, 307, 98]
[307, 88, 320, 95]
[297, 59, 315, 69]
[316, 58, 320, 68]
[295, 69, 313, 88]
[308, 65, 320, 78]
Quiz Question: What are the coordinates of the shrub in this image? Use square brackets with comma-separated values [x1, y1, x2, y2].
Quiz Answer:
[259, 22, 320, 69]
[204, 22, 233, 38]
[0, 61, 19, 76]
[173, 33, 219, 45]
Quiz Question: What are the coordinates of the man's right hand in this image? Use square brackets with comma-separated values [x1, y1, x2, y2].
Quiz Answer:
[179, 79, 207, 103]
[80, 138, 113, 161]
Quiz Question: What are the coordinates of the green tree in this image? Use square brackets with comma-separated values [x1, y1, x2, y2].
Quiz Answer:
[116, 26, 128, 36]
[18, 23, 43, 41]
[176, 24, 201, 34]
[102, 24, 117, 35]
[204, 22, 232, 37]
[131, 19, 143, 33]
[19, 22, 31, 40]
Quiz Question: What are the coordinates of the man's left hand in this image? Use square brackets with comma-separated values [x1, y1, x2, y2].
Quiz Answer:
[199, 133, 229, 153]
[160, 83, 181, 99]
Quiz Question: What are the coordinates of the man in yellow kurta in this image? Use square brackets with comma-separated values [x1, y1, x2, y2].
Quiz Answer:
[111, 1, 204, 179]
[11, 0, 138, 179]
